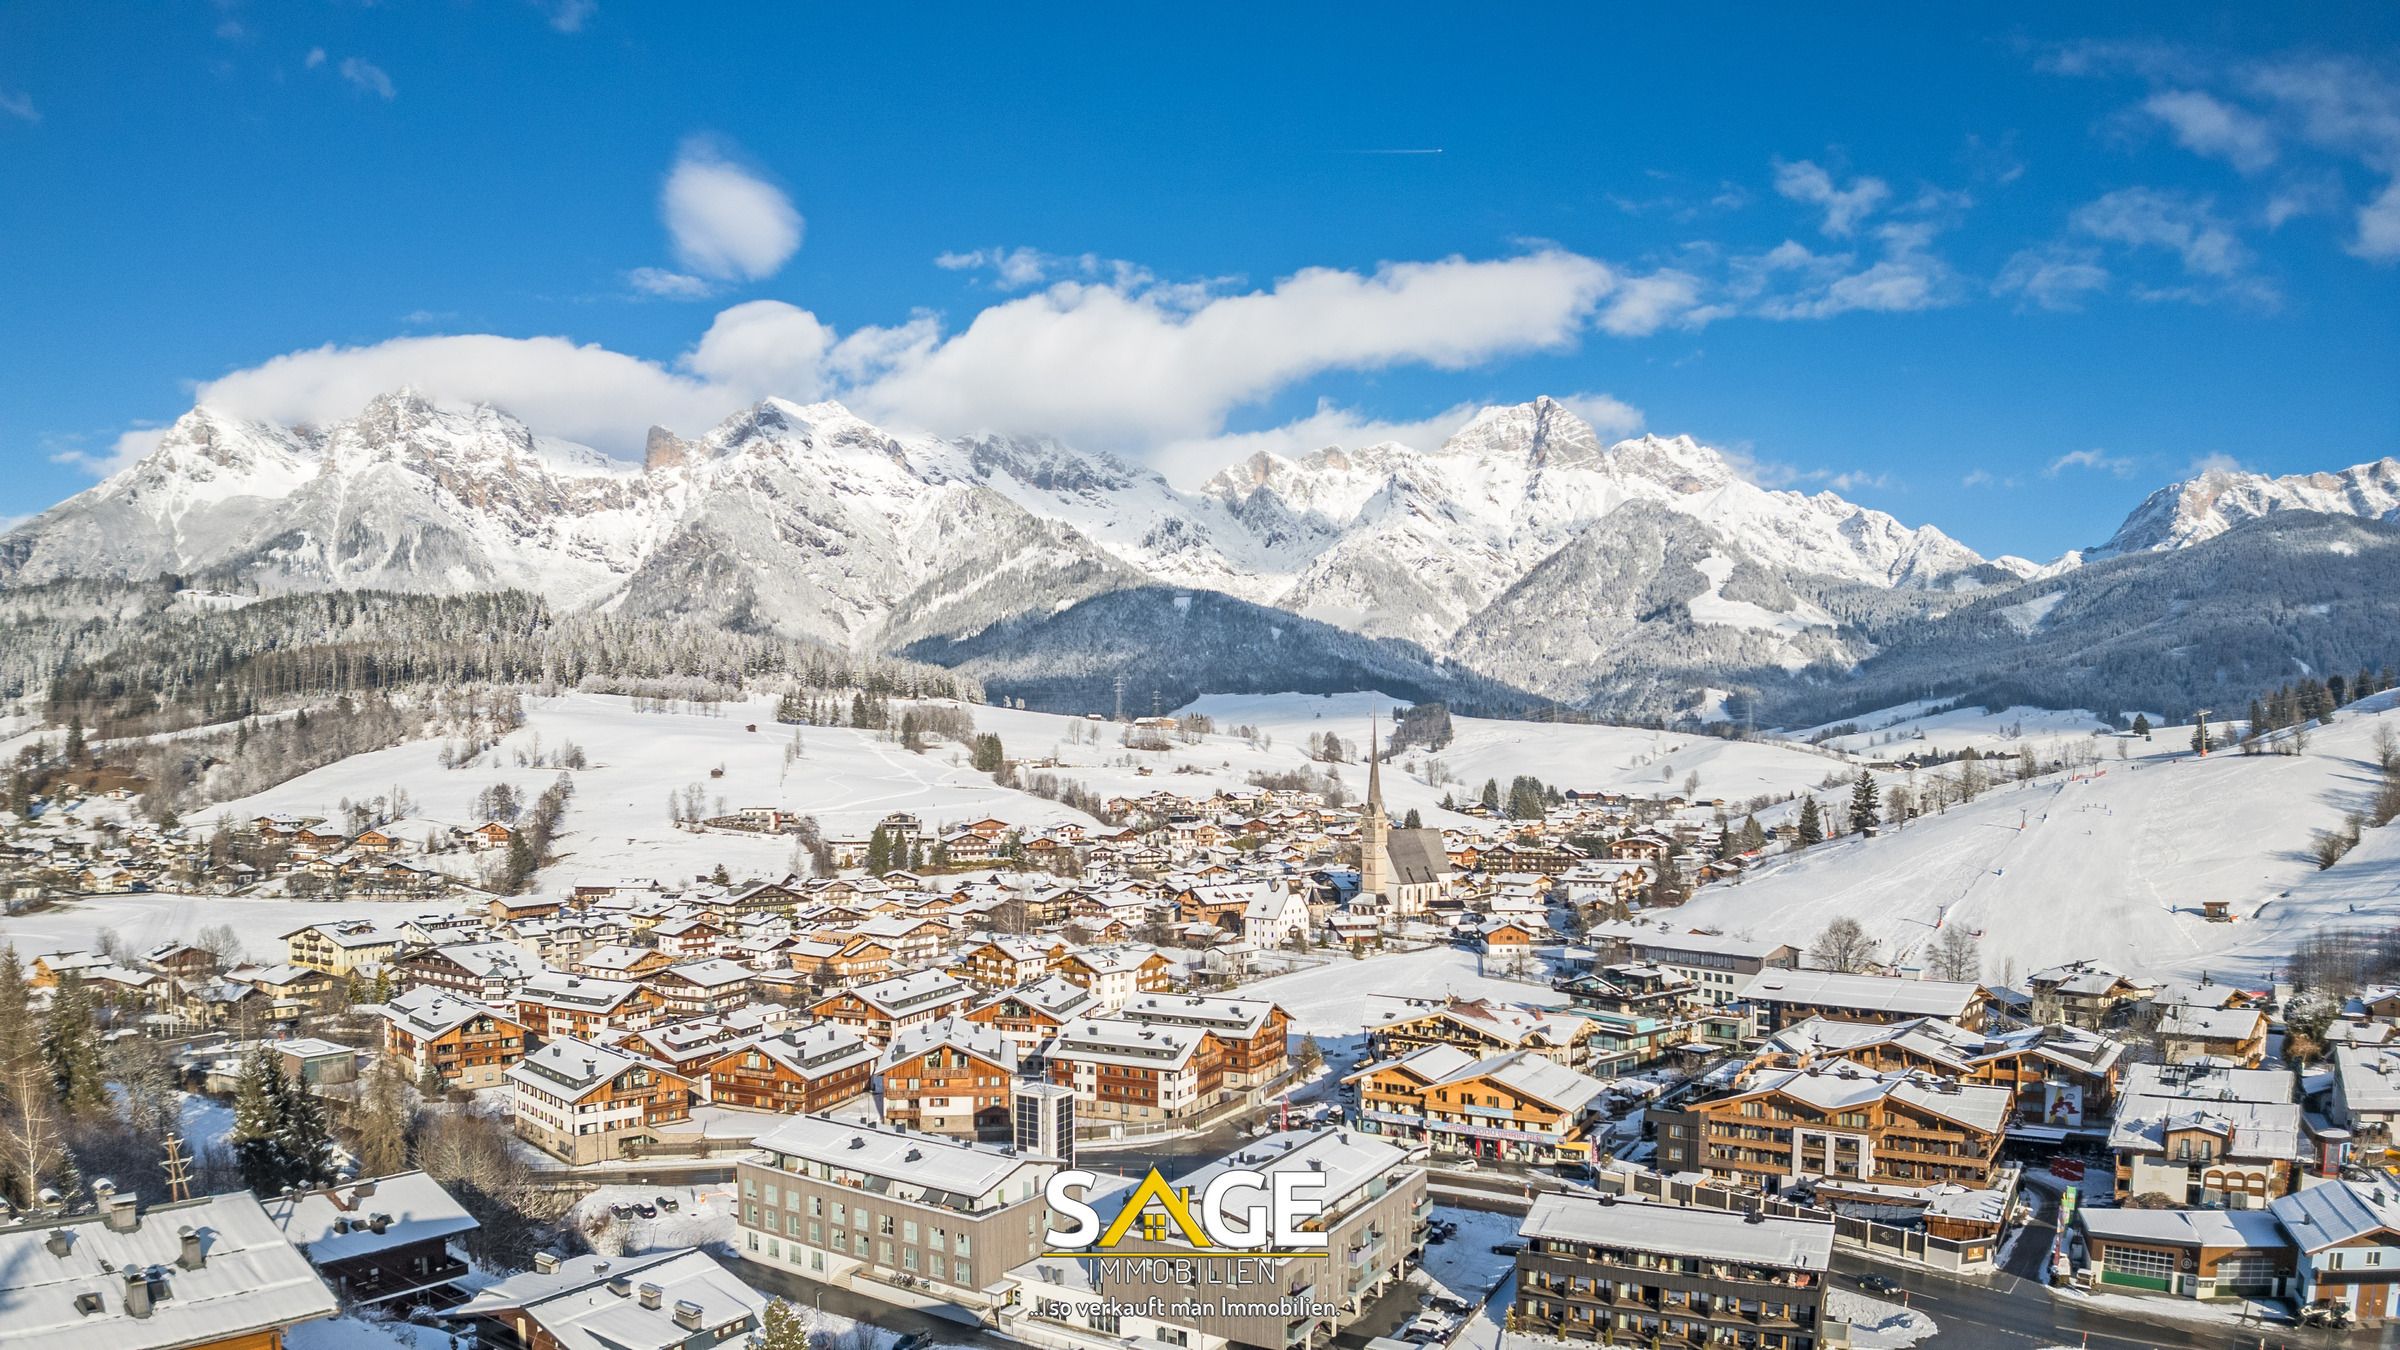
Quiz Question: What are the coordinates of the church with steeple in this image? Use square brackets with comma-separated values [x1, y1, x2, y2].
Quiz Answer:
[1356, 717, 1452, 920]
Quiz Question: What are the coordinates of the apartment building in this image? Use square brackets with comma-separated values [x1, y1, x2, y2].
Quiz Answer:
[1008, 1128, 1431, 1350]
[810, 969, 974, 1044]
[736, 1116, 1061, 1315]
[1652, 1062, 2011, 1197]
[378, 986, 529, 1089]
[1346, 1045, 1608, 1164]
[1510, 1193, 1835, 1350]
[1367, 997, 1597, 1069]
[876, 1015, 1019, 1138]
[1044, 1016, 1226, 1123]
[703, 1025, 878, 1114]
[1115, 992, 1290, 1088]
[505, 1036, 695, 1165]
[514, 971, 662, 1041]
[1755, 1015, 2123, 1128]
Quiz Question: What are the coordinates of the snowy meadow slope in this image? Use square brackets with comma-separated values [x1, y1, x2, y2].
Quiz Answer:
[1671, 694, 2400, 983]
[185, 690, 1858, 890]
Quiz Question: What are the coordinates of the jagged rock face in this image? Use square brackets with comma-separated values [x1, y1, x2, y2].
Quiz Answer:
[2090, 458, 2400, 558]
[8, 387, 2386, 717]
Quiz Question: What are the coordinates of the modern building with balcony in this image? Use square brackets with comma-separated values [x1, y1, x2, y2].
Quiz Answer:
[1001, 1127, 1431, 1350]
[736, 1114, 1061, 1317]
[1506, 1192, 1838, 1350]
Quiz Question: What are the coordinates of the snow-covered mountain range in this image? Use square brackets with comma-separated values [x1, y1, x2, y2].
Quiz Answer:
[3, 389, 2394, 716]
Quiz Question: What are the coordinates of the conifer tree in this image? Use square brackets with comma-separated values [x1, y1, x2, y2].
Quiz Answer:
[2131, 713, 2152, 739]
[1847, 772, 1880, 834]
[274, 1067, 335, 1189]
[1796, 797, 1824, 847]
[230, 1047, 287, 1194]
[40, 975, 109, 1120]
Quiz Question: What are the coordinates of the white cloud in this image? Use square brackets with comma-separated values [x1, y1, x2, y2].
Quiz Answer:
[661, 140, 803, 283]
[137, 248, 1632, 469]
[2045, 448, 2136, 477]
[1596, 269, 1707, 336]
[189, 334, 738, 458]
[533, 0, 596, 33]
[1772, 158, 1891, 237]
[845, 249, 1618, 449]
[1743, 227, 1958, 321]
[304, 47, 326, 69]
[626, 267, 715, 300]
[2356, 180, 2400, 261]
[51, 426, 169, 478]
[2144, 89, 2277, 172]
[0, 88, 37, 124]
[2186, 451, 2248, 476]
[338, 57, 395, 101]
[1994, 244, 2110, 310]
[2070, 187, 2249, 278]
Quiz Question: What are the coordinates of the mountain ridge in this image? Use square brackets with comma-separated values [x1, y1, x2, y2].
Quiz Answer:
[4, 389, 2393, 719]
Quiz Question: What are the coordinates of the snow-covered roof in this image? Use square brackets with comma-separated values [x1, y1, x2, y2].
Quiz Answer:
[456, 1248, 762, 1350]
[0, 1191, 339, 1350]
[751, 1116, 1053, 1196]
[2079, 1206, 2287, 1251]
[2272, 1178, 2400, 1253]
[267, 1171, 478, 1264]
[1738, 969, 1981, 1019]
[1521, 1193, 1833, 1270]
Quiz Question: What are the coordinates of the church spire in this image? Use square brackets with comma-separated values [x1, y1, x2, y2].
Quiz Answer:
[1366, 714, 1385, 817]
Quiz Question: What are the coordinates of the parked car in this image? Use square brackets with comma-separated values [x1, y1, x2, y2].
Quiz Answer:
[658, 1195, 679, 1212]
[1490, 1239, 1527, 1257]
[635, 1202, 659, 1219]
[609, 1202, 636, 1219]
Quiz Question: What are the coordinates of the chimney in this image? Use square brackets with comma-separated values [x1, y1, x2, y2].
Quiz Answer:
[177, 1226, 206, 1271]
[122, 1270, 153, 1319]
[103, 1193, 141, 1234]
[608, 1276, 634, 1298]
[638, 1282, 663, 1310]
[368, 1213, 391, 1234]
[672, 1299, 705, 1331]
[44, 1229, 71, 1258]
[533, 1251, 561, 1273]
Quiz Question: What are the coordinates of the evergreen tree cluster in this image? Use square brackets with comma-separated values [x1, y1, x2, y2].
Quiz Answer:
[229, 1046, 335, 1196]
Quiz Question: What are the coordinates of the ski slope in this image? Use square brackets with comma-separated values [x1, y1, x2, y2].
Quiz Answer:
[1673, 693, 2400, 984]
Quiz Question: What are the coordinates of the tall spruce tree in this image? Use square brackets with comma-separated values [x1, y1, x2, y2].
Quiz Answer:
[230, 1047, 287, 1194]
[1796, 797, 1824, 847]
[1848, 773, 1880, 834]
[40, 975, 109, 1120]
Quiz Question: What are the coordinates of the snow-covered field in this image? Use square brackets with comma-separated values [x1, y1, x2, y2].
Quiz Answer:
[1236, 945, 1567, 1037]
[1793, 699, 2128, 761]
[1182, 691, 1856, 808]
[123, 689, 1861, 894]
[1674, 693, 2400, 982]
[0, 893, 466, 962]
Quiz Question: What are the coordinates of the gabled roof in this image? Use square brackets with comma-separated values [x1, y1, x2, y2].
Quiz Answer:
[266, 1170, 478, 1264]
[878, 1014, 1018, 1071]
[0, 1190, 339, 1350]
[2273, 1178, 2400, 1253]
[456, 1249, 761, 1350]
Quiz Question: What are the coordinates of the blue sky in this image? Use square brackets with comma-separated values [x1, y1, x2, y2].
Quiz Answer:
[1, 4, 2396, 560]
